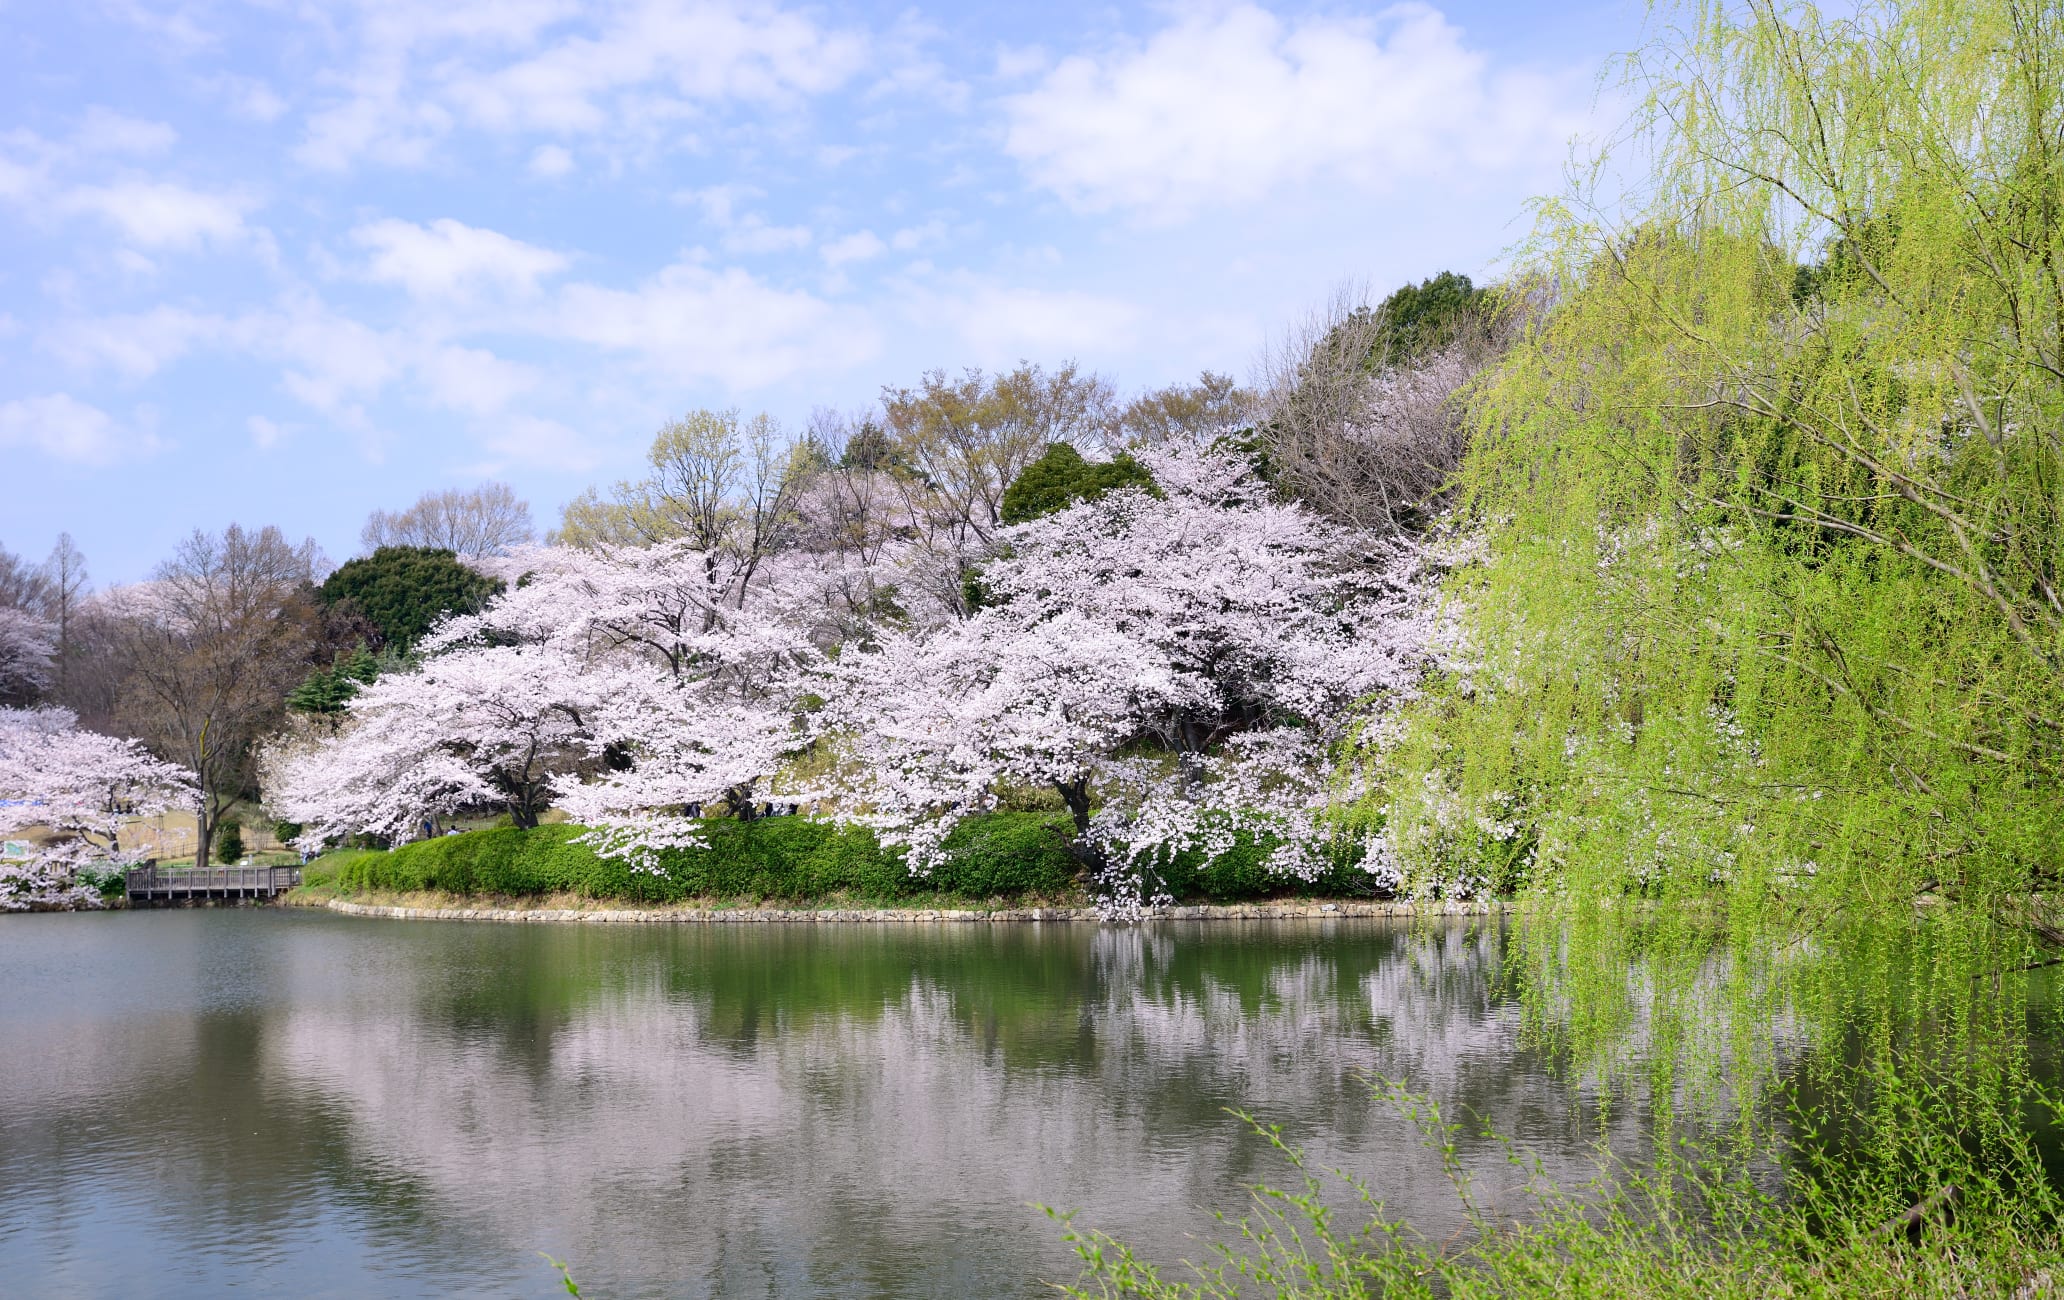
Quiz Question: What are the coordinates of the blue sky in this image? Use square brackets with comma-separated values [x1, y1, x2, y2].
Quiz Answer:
[0, 0, 1635, 582]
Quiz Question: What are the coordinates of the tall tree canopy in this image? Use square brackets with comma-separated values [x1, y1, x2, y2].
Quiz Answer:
[361, 483, 535, 557]
[317, 547, 501, 652]
[1387, 0, 2064, 928]
[114, 524, 320, 869]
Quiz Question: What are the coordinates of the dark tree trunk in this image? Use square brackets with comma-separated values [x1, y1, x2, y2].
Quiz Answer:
[194, 801, 213, 870]
[1055, 778, 1092, 837]
[1049, 778, 1102, 878]
[728, 784, 761, 820]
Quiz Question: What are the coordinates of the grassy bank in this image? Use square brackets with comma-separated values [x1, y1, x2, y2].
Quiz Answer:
[295, 815, 1389, 910]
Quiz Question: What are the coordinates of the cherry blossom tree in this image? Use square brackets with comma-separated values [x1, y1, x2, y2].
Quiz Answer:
[264, 641, 607, 847]
[270, 539, 821, 862]
[0, 706, 194, 910]
[446, 539, 821, 865]
[0, 606, 56, 706]
[816, 441, 1438, 913]
[263, 435, 1446, 915]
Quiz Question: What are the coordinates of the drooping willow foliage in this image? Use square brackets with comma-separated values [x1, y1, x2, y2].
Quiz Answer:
[1058, 5, 2064, 1291]
[1383, 0, 2064, 953]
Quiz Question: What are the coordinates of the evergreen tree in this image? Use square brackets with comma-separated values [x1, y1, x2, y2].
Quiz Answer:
[317, 547, 501, 651]
[1000, 444, 1158, 525]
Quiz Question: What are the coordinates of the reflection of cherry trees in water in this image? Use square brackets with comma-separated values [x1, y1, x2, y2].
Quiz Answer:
[233, 920, 1672, 1297]
[1, 916, 1817, 1297]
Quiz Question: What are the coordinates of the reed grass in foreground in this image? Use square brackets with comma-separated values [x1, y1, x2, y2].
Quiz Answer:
[1052, 896, 2064, 1297]
[1052, 1067, 2064, 1299]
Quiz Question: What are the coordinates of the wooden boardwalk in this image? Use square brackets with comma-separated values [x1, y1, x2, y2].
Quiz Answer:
[125, 864, 303, 906]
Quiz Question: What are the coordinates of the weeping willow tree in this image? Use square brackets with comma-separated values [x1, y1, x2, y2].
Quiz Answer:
[1053, 7, 2064, 1293]
[1383, 0, 2064, 957]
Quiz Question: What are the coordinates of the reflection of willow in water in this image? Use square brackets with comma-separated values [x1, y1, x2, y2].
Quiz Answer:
[1054, 913, 2064, 1299]
[1504, 915, 1820, 1122]
[1506, 905, 2055, 1117]
[249, 920, 1650, 1296]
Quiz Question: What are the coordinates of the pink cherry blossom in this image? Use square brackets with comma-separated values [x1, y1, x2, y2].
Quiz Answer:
[816, 442, 1442, 914]
[0, 706, 195, 910]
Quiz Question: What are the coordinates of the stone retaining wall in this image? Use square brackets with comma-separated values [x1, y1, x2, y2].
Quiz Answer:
[323, 898, 1504, 924]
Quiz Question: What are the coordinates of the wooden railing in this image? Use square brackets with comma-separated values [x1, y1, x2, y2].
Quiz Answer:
[125, 864, 302, 902]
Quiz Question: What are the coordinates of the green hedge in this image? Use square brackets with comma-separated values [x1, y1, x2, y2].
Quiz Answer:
[309, 814, 1076, 904]
[304, 814, 1387, 904]
[1157, 828, 1384, 900]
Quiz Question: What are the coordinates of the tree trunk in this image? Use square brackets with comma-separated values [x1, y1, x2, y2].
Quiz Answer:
[728, 784, 761, 820]
[1050, 779, 1103, 878]
[194, 800, 213, 870]
[1055, 778, 1092, 837]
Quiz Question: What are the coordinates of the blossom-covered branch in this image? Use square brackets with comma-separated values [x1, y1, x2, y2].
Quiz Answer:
[0, 707, 195, 910]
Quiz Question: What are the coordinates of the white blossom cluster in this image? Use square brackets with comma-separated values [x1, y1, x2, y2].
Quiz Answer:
[266, 440, 1449, 911]
[0, 707, 195, 910]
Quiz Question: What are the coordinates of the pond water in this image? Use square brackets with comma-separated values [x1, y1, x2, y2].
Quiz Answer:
[0, 910, 1669, 1298]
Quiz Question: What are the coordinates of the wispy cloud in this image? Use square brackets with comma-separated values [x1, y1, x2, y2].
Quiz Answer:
[0, 393, 161, 464]
[352, 217, 570, 300]
[295, 0, 870, 171]
[551, 258, 880, 387]
[1002, 3, 1591, 219]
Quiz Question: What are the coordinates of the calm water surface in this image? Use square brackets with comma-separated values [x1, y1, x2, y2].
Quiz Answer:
[0, 910, 1651, 1298]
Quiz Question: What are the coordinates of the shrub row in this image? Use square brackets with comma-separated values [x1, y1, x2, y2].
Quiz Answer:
[306, 815, 1386, 904]
[310, 814, 1075, 904]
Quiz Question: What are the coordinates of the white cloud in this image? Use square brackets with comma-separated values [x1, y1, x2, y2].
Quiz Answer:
[73, 108, 177, 156]
[58, 180, 255, 249]
[42, 306, 219, 379]
[993, 45, 1048, 81]
[353, 217, 569, 299]
[0, 155, 35, 202]
[417, 344, 538, 414]
[1001, 2, 1588, 218]
[444, 2, 868, 133]
[473, 413, 599, 472]
[258, 305, 408, 413]
[171, 298, 533, 423]
[100, 0, 215, 51]
[679, 187, 812, 255]
[551, 259, 879, 387]
[247, 415, 286, 449]
[203, 75, 290, 123]
[722, 217, 812, 255]
[0, 394, 158, 464]
[679, 183, 759, 226]
[296, 80, 456, 171]
[820, 230, 885, 266]
[890, 219, 946, 252]
[907, 280, 1144, 366]
[298, 0, 869, 170]
[528, 143, 575, 177]
[0, 124, 260, 256]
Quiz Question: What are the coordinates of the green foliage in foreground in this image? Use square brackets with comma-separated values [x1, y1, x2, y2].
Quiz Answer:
[302, 815, 1386, 904]
[1057, 894, 2064, 1298]
[1056, 1071, 2064, 1300]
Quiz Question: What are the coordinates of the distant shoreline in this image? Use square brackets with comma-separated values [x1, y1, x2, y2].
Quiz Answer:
[316, 895, 1505, 925]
